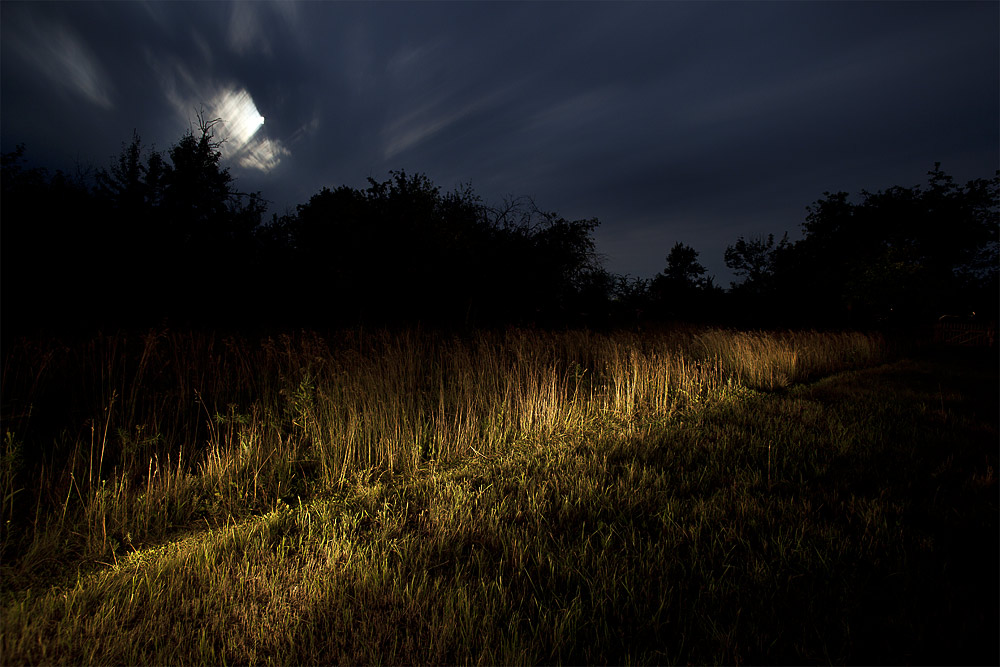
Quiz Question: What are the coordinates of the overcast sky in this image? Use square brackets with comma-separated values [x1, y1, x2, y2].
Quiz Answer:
[2, 1, 997, 285]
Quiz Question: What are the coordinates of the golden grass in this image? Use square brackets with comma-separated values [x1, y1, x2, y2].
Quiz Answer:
[1, 326, 886, 578]
[4, 349, 994, 665]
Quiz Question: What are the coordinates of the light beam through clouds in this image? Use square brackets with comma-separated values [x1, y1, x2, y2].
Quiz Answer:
[211, 87, 264, 147]
[209, 86, 289, 173]
[148, 50, 289, 173]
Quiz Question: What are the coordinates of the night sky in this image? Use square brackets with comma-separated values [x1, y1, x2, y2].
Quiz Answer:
[2, 1, 997, 286]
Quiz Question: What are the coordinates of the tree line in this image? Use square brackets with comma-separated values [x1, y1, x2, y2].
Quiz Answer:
[2, 122, 997, 335]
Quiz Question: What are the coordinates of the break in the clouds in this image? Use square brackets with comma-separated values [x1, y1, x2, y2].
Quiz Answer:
[2, 1, 996, 283]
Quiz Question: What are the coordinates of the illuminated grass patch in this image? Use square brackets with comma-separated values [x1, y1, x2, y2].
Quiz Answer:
[6, 330, 993, 663]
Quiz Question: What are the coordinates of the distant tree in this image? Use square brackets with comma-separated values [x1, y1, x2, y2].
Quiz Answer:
[163, 116, 235, 250]
[278, 170, 490, 325]
[91, 116, 269, 326]
[726, 163, 999, 327]
[1, 145, 102, 333]
[95, 131, 165, 212]
[661, 242, 709, 288]
[724, 233, 789, 291]
[721, 233, 796, 326]
[610, 274, 651, 327]
[787, 164, 998, 324]
[93, 132, 169, 308]
[529, 211, 602, 316]
[648, 242, 721, 321]
[481, 198, 603, 324]
[567, 266, 617, 327]
[6, 126, 629, 331]
[278, 176, 606, 326]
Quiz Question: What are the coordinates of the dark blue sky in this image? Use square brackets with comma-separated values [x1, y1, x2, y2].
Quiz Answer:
[2, 1, 997, 285]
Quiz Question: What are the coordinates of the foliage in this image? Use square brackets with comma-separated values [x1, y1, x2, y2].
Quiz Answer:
[781, 164, 999, 325]
[650, 242, 723, 322]
[3, 128, 613, 331]
[661, 241, 709, 287]
[1, 145, 99, 332]
[724, 232, 790, 291]
[3, 122, 270, 333]
[3, 121, 996, 332]
[263, 173, 604, 326]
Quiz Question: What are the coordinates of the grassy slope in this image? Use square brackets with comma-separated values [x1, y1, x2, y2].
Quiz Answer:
[2, 349, 997, 665]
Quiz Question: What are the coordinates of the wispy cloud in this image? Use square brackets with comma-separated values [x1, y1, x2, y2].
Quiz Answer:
[226, 0, 300, 57]
[227, 1, 270, 56]
[8, 16, 114, 109]
[289, 112, 322, 144]
[238, 137, 291, 173]
[381, 81, 522, 160]
[382, 99, 476, 159]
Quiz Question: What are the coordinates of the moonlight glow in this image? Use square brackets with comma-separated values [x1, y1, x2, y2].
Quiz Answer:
[210, 86, 264, 149]
[203, 86, 287, 173]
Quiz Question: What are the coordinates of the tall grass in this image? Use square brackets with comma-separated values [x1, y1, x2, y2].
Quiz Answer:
[5, 348, 993, 664]
[1, 327, 885, 584]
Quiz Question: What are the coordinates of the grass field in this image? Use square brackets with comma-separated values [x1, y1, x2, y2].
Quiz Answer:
[1, 328, 996, 664]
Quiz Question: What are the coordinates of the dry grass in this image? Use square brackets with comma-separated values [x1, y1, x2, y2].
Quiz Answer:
[1, 327, 886, 586]
[2, 343, 995, 664]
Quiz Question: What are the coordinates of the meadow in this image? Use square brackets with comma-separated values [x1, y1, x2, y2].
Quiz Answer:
[1, 327, 996, 664]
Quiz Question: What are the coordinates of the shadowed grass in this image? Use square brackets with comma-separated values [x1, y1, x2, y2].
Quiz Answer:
[1, 342, 994, 664]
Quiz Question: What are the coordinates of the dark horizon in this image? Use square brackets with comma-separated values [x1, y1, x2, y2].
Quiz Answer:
[3, 119, 996, 336]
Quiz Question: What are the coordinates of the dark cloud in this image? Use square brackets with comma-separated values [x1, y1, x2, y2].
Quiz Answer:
[3, 0, 996, 284]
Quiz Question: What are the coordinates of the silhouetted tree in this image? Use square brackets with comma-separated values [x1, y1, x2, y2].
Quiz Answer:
[89, 118, 268, 327]
[723, 163, 999, 327]
[722, 233, 796, 326]
[6, 129, 620, 332]
[90, 132, 170, 322]
[662, 242, 708, 287]
[526, 212, 601, 321]
[162, 115, 265, 253]
[274, 170, 493, 326]
[648, 242, 723, 322]
[609, 275, 650, 328]
[1, 145, 110, 334]
[784, 164, 998, 324]
[724, 233, 789, 291]
[275, 175, 606, 327]
[96, 131, 148, 209]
